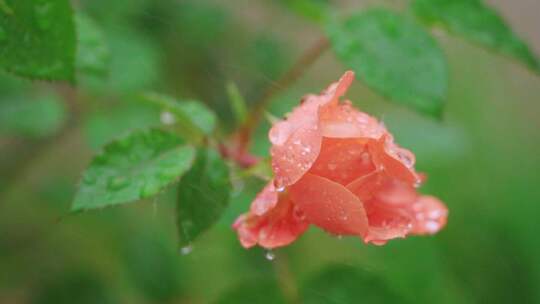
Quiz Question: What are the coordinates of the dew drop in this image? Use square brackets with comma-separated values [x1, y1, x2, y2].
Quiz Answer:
[180, 245, 193, 255]
[265, 250, 275, 261]
[424, 221, 440, 233]
[276, 186, 285, 192]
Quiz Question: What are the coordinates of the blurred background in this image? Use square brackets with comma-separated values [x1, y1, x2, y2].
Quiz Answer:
[1, 0, 539, 303]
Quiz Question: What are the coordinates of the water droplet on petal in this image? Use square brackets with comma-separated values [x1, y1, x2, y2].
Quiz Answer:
[424, 221, 440, 233]
[265, 250, 275, 261]
[276, 186, 285, 192]
[180, 245, 193, 255]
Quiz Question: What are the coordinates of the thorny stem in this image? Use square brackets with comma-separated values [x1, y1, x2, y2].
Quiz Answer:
[237, 37, 330, 155]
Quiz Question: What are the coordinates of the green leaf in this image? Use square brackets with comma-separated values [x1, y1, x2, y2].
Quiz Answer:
[177, 148, 230, 247]
[300, 265, 407, 304]
[75, 13, 109, 77]
[412, 0, 540, 73]
[141, 92, 217, 137]
[72, 129, 196, 211]
[326, 9, 448, 117]
[0, 0, 76, 81]
[0, 94, 66, 138]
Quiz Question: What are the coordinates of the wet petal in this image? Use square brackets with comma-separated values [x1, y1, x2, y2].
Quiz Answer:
[271, 127, 322, 189]
[348, 174, 420, 244]
[250, 181, 279, 216]
[289, 174, 368, 237]
[319, 70, 355, 106]
[346, 170, 384, 202]
[368, 135, 421, 185]
[363, 201, 413, 245]
[268, 72, 357, 187]
[233, 196, 309, 249]
[309, 137, 376, 185]
[268, 71, 355, 146]
[319, 101, 386, 139]
[410, 195, 448, 235]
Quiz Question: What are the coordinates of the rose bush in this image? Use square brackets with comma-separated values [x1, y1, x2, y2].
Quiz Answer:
[233, 71, 448, 249]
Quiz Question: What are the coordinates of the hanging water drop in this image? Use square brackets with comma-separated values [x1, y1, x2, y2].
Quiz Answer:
[265, 250, 275, 261]
[180, 245, 193, 255]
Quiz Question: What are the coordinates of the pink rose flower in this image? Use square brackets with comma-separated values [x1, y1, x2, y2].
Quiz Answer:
[233, 71, 448, 249]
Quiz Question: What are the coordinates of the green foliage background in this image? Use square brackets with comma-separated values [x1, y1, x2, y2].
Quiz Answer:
[1, 0, 540, 303]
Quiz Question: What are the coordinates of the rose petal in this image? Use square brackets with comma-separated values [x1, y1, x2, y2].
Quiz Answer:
[269, 72, 357, 188]
[319, 101, 386, 139]
[410, 195, 448, 235]
[320, 70, 355, 106]
[289, 173, 368, 237]
[250, 181, 279, 216]
[368, 135, 421, 185]
[309, 137, 376, 185]
[362, 202, 413, 244]
[348, 173, 421, 244]
[268, 71, 355, 146]
[233, 196, 309, 249]
[271, 127, 322, 189]
[346, 170, 384, 202]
